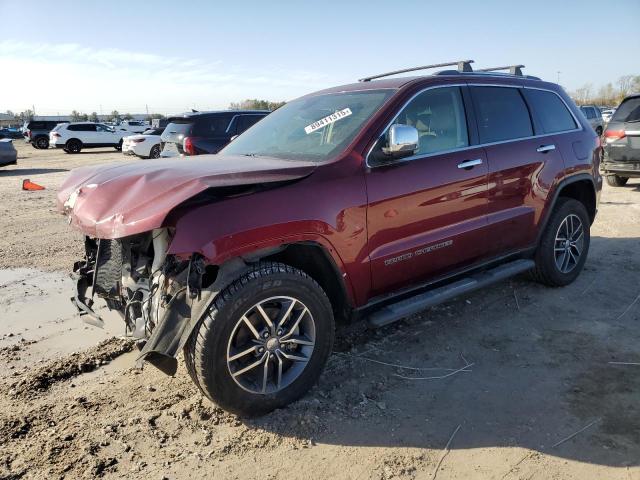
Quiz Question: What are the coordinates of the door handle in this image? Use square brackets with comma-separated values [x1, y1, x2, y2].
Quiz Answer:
[457, 158, 483, 169]
[536, 144, 556, 153]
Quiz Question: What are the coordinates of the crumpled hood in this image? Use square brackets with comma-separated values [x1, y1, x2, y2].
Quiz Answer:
[57, 154, 317, 239]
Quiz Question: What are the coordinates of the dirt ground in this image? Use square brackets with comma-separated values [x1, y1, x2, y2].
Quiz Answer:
[0, 142, 639, 480]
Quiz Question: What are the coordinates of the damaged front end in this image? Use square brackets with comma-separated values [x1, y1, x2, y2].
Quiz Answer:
[71, 228, 221, 376]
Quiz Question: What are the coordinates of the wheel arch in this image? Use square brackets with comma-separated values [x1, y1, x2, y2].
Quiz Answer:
[537, 173, 597, 245]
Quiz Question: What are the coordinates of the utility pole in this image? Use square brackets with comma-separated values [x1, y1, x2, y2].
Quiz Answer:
[145, 104, 149, 116]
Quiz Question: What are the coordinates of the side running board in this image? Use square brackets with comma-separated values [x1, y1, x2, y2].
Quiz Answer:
[368, 259, 534, 328]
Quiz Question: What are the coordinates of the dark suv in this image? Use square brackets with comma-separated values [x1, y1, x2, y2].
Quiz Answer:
[160, 110, 269, 157]
[58, 60, 601, 416]
[25, 120, 69, 149]
[602, 93, 640, 186]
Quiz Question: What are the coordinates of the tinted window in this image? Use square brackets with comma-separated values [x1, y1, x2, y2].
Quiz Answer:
[236, 115, 265, 134]
[163, 120, 193, 136]
[68, 124, 96, 132]
[194, 116, 231, 136]
[581, 106, 595, 119]
[472, 87, 533, 143]
[391, 86, 468, 155]
[611, 97, 640, 123]
[524, 89, 577, 133]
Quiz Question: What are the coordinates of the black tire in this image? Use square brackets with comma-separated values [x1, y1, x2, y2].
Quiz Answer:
[531, 198, 590, 287]
[596, 126, 603, 136]
[115, 139, 123, 151]
[605, 175, 628, 187]
[65, 139, 82, 154]
[35, 137, 49, 149]
[184, 262, 334, 417]
[148, 144, 161, 159]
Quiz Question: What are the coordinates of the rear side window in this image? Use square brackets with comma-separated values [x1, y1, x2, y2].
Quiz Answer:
[68, 124, 96, 132]
[524, 89, 577, 133]
[235, 115, 265, 134]
[193, 116, 231, 136]
[581, 106, 595, 119]
[611, 97, 640, 123]
[471, 86, 533, 143]
[163, 120, 193, 136]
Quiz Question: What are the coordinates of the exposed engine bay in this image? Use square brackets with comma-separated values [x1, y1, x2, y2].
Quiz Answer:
[71, 228, 213, 375]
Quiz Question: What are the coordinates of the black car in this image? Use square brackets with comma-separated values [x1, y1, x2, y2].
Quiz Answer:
[603, 93, 640, 186]
[25, 120, 69, 149]
[160, 110, 269, 157]
[0, 128, 24, 140]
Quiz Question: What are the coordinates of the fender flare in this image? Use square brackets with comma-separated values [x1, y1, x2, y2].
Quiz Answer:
[535, 173, 596, 245]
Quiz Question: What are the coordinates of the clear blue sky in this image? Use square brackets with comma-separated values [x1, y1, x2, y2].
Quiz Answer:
[1, 0, 638, 115]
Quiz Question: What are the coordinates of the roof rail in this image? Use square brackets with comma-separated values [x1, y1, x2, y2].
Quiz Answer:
[476, 65, 525, 76]
[359, 60, 474, 82]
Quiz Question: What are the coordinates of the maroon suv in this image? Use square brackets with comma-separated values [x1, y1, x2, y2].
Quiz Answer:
[57, 60, 602, 416]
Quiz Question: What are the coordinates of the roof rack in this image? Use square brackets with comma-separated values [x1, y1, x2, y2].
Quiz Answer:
[358, 59, 474, 82]
[476, 65, 525, 76]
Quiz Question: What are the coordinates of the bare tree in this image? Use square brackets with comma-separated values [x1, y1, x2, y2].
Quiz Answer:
[89, 112, 99, 122]
[617, 75, 635, 97]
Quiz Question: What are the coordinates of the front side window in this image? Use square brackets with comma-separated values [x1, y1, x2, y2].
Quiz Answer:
[472, 86, 533, 143]
[524, 89, 577, 134]
[221, 89, 394, 162]
[194, 116, 231, 136]
[389, 86, 469, 156]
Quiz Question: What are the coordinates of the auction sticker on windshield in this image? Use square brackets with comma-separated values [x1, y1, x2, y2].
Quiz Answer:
[304, 108, 352, 134]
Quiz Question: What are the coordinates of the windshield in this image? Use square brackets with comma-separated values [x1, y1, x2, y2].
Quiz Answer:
[220, 89, 394, 161]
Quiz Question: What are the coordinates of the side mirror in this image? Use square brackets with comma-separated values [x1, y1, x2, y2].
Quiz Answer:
[382, 124, 419, 158]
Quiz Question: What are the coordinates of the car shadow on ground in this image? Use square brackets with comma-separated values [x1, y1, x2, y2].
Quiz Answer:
[0, 168, 68, 176]
[251, 236, 639, 468]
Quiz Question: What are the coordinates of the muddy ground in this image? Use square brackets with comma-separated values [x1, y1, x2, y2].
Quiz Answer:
[0, 142, 639, 480]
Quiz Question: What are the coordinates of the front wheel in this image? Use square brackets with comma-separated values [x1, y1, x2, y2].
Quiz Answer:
[114, 139, 123, 151]
[531, 198, 590, 287]
[184, 262, 334, 417]
[605, 175, 628, 187]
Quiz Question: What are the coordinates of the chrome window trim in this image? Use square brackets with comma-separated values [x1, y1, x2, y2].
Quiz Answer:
[365, 83, 583, 168]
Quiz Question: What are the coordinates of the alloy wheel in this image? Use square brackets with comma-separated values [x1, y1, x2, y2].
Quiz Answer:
[554, 214, 584, 273]
[226, 296, 316, 395]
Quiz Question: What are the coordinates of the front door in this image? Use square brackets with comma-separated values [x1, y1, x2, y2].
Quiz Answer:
[366, 86, 489, 297]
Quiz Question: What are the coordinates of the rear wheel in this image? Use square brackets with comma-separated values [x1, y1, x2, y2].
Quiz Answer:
[114, 139, 123, 151]
[596, 126, 603, 136]
[35, 137, 49, 149]
[531, 198, 590, 287]
[148, 144, 161, 159]
[65, 139, 82, 154]
[605, 175, 628, 187]
[184, 262, 334, 417]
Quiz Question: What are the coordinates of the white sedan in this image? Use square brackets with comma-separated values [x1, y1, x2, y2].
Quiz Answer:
[122, 128, 164, 159]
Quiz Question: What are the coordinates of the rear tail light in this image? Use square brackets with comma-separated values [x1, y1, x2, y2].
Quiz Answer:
[51, 132, 61, 138]
[26, 130, 31, 138]
[132, 138, 146, 143]
[604, 129, 625, 143]
[183, 137, 196, 155]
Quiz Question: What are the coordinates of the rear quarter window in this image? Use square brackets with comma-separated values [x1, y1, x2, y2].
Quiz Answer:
[193, 116, 232, 136]
[523, 89, 577, 134]
[471, 86, 533, 143]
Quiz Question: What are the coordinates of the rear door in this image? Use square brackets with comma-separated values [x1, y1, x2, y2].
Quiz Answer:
[470, 85, 567, 255]
[193, 115, 233, 153]
[366, 85, 489, 296]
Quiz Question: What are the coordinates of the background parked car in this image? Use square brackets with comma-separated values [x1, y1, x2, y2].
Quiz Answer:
[160, 110, 269, 157]
[0, 127, 24, 140]
[122, 127, 165, 159]
[601, 108, 616, 123]
[24, 120, 69, 149]
[49, 122, 129, 154]
[579, 105, 604, 135]
[0, 139, 17, 167]
[602, 93, 640, 186]
[115, 120, 150, 134]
